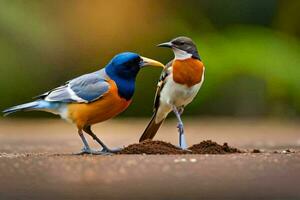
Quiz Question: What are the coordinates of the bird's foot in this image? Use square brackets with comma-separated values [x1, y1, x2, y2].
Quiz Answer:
[77, 147, 122, 155]
[100, 147, 123, 155]
[179, 140, 188, 150]
[74, 147, 97, 155]
[74, 146, 123, 155]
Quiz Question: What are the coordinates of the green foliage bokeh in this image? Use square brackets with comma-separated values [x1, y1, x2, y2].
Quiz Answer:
[0, 0, 299, 118]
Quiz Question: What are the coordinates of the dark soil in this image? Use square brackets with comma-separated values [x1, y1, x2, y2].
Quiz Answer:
[252, 149, 261, 153]
[118, 140, 242, 155]
[189, 140, 242, 154]
[118, 140, 190, 154]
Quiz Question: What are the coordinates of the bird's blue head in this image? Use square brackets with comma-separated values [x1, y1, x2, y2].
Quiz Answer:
[106, 52, 142, 79]
[105, 52, 164, 100]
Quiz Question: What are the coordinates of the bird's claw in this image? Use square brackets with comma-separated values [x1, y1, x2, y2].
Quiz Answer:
[74, 147, 108, 155]
[101, 147, 123, 154]
[179, 140, 188, 150]
[74, 146, 123, 155]
[74, 147, 94, 155]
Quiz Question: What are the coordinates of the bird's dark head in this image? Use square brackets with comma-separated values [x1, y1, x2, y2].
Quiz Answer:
[157, 36, 201, 60]
[106, 52, 164, 80]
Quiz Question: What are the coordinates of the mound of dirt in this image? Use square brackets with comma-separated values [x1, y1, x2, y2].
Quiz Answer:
[118, 140, 189, 155]
[188, 140, 242, 154]
[118, 140, 242, 155]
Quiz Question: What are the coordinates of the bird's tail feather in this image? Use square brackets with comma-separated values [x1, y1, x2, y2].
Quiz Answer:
[139, 113, 164, 142]
[3, 100, 49, 116]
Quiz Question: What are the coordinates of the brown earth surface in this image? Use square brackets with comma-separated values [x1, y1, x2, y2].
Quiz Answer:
[119, 140, 242, 154]
[0, 118, 299, 200]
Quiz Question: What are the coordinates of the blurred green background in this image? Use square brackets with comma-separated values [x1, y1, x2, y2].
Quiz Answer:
[1, 0, 300, 118]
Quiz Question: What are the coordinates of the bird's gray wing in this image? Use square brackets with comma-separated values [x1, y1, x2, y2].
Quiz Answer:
[38, 70, 110, 103]
[153, 60, 173, 112]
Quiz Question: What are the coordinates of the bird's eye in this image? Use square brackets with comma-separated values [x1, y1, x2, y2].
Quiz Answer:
[125, 57, 140, 68]
[135, 57, 142, 66]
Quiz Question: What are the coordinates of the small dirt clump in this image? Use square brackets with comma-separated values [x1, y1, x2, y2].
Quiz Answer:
[118, 140, 242, 155]
[189, 140, 242, 154]
[252, 149, 261, 153]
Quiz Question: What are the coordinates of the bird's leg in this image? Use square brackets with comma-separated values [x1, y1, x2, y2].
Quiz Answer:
[172, 106, 187, 149]
[178, 106, 184, 115]
[76, 129, 93, 155]
[83, 126, 122, 154]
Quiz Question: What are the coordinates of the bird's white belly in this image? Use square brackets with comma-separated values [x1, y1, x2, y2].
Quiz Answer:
[155, 76, 203, 123]
[160, 76, 202, 107]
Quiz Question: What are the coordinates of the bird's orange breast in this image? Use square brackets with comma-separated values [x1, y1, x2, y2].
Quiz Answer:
[67, 80, 132, 129]
[172, 58, 204, 87]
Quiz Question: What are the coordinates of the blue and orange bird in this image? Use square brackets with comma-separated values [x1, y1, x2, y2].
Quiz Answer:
[139, 37, 205, 149]
[3, 52, 164, 154]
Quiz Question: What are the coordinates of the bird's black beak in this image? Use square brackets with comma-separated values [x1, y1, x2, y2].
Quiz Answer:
[157, 41, 173, 48]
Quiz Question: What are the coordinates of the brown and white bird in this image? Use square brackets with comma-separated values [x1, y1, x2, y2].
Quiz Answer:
[139, 36, 205, 149]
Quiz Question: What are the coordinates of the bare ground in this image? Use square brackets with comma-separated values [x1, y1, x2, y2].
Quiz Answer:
[0, 118, 299, 200]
